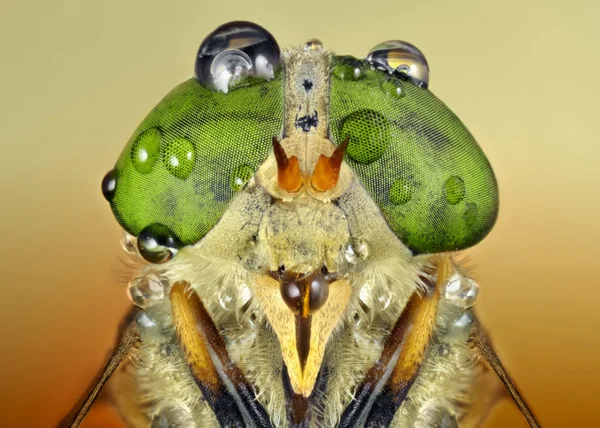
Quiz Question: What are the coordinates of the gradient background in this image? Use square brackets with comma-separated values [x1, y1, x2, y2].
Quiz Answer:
[1, 0, 598, 426]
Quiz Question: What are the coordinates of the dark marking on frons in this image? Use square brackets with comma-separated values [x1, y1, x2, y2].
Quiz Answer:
[295, 110, 319, 132]
[303, 79, 313, 91]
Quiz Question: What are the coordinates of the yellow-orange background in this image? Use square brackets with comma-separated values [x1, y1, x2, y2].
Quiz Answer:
[1, 0, 598, 426]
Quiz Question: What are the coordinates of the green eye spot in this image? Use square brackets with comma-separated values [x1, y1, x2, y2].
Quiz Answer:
[131, 128, 162, 174]
[229, 164, 254, 191]
[389, 178, 413, 205]
[463, 202, 478, 227]
[381, 79, 405, 98]
[444, 176, 466, 205]
[340, 110, 391, 164]
[162, 137, 195, 180]
[333, 57, 367, 81]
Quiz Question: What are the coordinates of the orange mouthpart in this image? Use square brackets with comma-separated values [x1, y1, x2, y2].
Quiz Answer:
[273, 137, 303, 193]
[310, 137, 349, 192]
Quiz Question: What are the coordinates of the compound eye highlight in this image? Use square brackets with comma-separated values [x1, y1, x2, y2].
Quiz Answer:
[195, 21, 280, 93]
[366, 40, 430, 88]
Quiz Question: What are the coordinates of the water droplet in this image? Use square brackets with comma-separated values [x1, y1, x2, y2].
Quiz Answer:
[218, 290, 234, 310]
[101, 169, 117, 202]
[445, 273, 480, 308]
[344, 243, 358, 264]
[444, 176, 465, 205]
[366, 40, 430, 88]
[381, 78, 405, 98]
[131, 128, 162, 174]
[415, 402, 458, 428]
[304, 38, 324, 51]
[359, 282, 391, 310]
[229, 164, 254, 191]
[239, 282, 252, 305]
[332, 56, 366, 81]
[120, 231, 138, 256]
[389, 178, 413, 205]
[162, 138, 195, 180]
[340, 110, 391, 164]
[195, 21, 280, 93]
[127, 273, 167, 309]
[137, 223, 182, 263]
[151, 403, 195, 428]
[463, 202, 478, 227]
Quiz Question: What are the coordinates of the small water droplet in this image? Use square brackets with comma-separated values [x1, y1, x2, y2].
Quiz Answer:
[463, 202, 478, 227]
[131, 128, 162, 174]
[229, 164, 254, 191]
[389, 178, 413, 205]
[332, 57, 366, 81]
[445, 273, 480, 308]
[101, 169, 118, 202]
[239, 282, 252, 306]
[415, 401, 458, 428]
[444, 176, 465, 205]
[162, 138, 195, 180]
[127, 273, 167, 309]
[137, 223, 182, 263]
[381, 78, 405, 98]
[304, 38, 324, 51]
[218, 290, 234, 310]
[120, 231, 138, 256]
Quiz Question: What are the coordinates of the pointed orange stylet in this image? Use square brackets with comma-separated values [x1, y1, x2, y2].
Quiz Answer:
[310, 137, 349, 192]
[273, 137, 303, 193]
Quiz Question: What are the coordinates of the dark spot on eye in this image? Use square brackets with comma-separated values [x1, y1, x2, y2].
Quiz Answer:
[303, 80, 313, 91]
[295, 110, 319, 132]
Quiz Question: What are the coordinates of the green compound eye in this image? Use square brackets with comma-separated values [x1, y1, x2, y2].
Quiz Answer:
[103, 73, 284, 261]
[330, 55, 498, 254]
[341, 110, 391, 164]
[131, 128, 162, 174]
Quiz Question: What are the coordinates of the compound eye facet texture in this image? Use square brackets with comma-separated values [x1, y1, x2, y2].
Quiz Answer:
[366, 40, 430, 88]
[195, 21, 280, 93]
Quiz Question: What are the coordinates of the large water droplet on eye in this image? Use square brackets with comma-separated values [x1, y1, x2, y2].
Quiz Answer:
[195, 21, 280, 93]
[304, 38, 324, 51]
[137, 223, 182, 263]
[389, 178, 413, 205]
[127, 273, 167, 309]
[101, 169, 118, 202]
[162, 137, 195, 180]
[131, 128, 162, 174]
[230, 164, 254, 191]
[340, 110, 391, 164]
[332, 56, 367, 81]
[445, 273, 480, 308]
[366, 40, 430, 88]
[444, 175, 466, 205]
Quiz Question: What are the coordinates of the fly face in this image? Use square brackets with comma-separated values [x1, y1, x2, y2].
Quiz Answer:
[65, 21, 539, 428]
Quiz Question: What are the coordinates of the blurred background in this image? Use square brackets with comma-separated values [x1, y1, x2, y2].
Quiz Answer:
[1, 0, 598, 426]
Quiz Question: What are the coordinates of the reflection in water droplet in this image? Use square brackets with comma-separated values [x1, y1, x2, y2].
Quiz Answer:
[381, 78, 405, 98]
[195, 22, 280, 93]
[131, 128, 162, 174]
[332, 57, 366, 81]
[366, 40, 430, 88]
[415, 401, 459, 428]
[229, 164, 254, 191]
[218, 290, 233, 310]
[445, 273, 480, 308]
[340, 110, 391, 164]
[101, 169, 118, 202]
[151, 403, 196, 428]
[304, 39, 324, 51]
[463, 202, 478, 227]
[127, 273, 167, 309]
[444, 176, 466, 205]
[162, 138, 195, 180]
[389, 178, 413, 205]
[137, 223, 182, 263]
